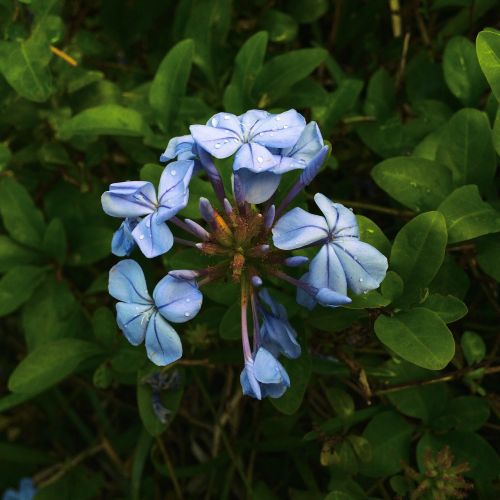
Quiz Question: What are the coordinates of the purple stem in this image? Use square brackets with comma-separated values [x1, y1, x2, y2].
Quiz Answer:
[250, 287, 261, 351]
[173, 237, 199, 248]
[241, 280, 252, 363]
[170, 216, 202, 239]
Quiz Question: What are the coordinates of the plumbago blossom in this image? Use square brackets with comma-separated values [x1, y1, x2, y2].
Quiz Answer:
[101, 109, 388, 401]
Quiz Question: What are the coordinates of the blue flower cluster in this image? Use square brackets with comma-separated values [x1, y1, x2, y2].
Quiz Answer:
[101, 109, 388, 400]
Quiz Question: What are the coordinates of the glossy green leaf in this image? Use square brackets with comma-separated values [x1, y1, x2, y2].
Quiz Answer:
[8, 339, 102, 395]
[261, 10, 297, 44]
[443, 396, 490, 431]
[42, 217, 67, 263]
[356, 214, 391, 257]
[0, 236, 41, 273]
[0, 178, 45, 247]
[443, 36, 487, 105]
[438, 185, 500, 243]
[360, 411, 414, 477]
[149, 39, 194, 132]
[436, 108, 496, 192]
[92, 307, 117, 348]
[420, 294, 468, 323]
[58, 105, 149, 139]
[254, 48, 327, 104]
[375, 308, 455, 370]
[389, 212, 448, 302]
[476, 233, 500, 281]
[364, 68, 395, 121]
[476, 28, 500, 101]
[372, 157, 453, 212]
[0, 266, 46, 317]
[461, 331, 486, 365]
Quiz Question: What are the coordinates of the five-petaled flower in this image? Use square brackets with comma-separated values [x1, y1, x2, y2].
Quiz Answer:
[102, 108, 388, 401]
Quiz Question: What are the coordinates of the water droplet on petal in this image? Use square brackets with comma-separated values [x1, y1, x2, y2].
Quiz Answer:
[283, 124, 288, 129]
[146, 220, 151, 228]
[259, 132, 264, 136]
[185, 298, 191, 303]
[270, 132, 274, 137]
[349, 208, 353, 212]
[170, 170, 176, 176]
[139, 234, 145, 240]
[223, 115, 230, 120]
[275, 116, 281, 121]
[184, 312, 190, 317]
[223, 139, 228, 144]
[359, 278, 364, 282]
[214, 143, 221, 149]
[211, 118, 218, 126]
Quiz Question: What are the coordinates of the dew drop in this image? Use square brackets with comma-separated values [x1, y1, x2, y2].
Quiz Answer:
[211, 118, 218, 126]
[146, 220, 151, 228]
[223, 139, 228, 144]
[139, 234, 145, 240]
[170, 170, 176, 176]
[359, 278, 364, 282]
[270, 132, 274, 137]
[349, 208, 353, 212]
[283, 124, 289, 129]
[275, 116, 281, 121]
[214, 143, 221, 149]
[257, 156, 264, 163]
[184, 312, 190, 317]
[185, 298, 191, 303]
[223, 115, 230, 120]
[259, 132, 264, 136]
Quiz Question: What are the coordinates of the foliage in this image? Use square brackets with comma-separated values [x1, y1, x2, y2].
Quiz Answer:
[1, 0, 499, 498]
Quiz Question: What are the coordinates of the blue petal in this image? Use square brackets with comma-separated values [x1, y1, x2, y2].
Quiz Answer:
[189, 124, 241, 158]
[296, 273, 316, 310]
[116, 302, 152, 345]
[250, 109, 306, 148]
[299, 146, 329, 186]
[268, 155, 305, 174]
[272, 207, 329, 250]
[332, 240, 388, 294]
[308, 243, 348, 295]
[253, 348, 287, 384]
[239, 109, 270, 132]
[108, 259, 152, 304]
[101, 181, 156, 218]
[314, 194, 359, 237]
[240, 360, 262, 400]
[111, 218, 139, 257]
[233, 142, 276, 172]
[160, 135, 196, 162]
[132, 213, 174, 258]
[157, 160, 194, 221]
[207, 112, 243, 136]
[280, 121, 324, 160]
[315, 288, 352, 308]
[153, 272, 203, 323]
[145, 312, 183, 366]
[236, 169, 281, 204]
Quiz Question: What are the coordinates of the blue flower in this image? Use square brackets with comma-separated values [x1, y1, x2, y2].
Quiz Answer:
[258, 288, 301, 359]
[111, 217, 139, 256]
[160, 135, 197, 162]
[189, 109, 306, 173]
[102, 160, 194, 258]
[2, 478, 36, 500]
[108, 259, 202, 366]
[272, 193, 388, 309]
[240, 347, 290, 400]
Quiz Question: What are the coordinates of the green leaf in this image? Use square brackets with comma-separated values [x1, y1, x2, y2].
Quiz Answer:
[443, 36, 487, 106]
[438, 185, 500, 243]
[219, 302, 241, 339]
[42, 217, 67, 263]
[22, 277, 80, 350]
[254, 48, 327, 104]
[364, 68, 395, 121]
[137, 366, 184, 436]
[0, 37, 53, 102]
[389, 212, 448, 302]
[261, 10, 298, 44]
[360, 411, 414, 477]
[461, 331, 486, 365]
[356, 214, 391, 257]
[68, 226, 113, 265]
[149, 39, 194, 132]
[371, 157, 453, 212]
[375, 308, 455, 370]
[0, 236, 41, 273]
[314, 78, 363, 136]
[0, 265, 46, 317]
[140, 163, 163, 186]
[420, 294, 468, 323]
[476, 233, 500, 281]
[442, 396, 490, 431]
[0, 143, 11, 171]
[0, 178, 45, 247]
[476, 28, 500, 101]
[234, 31, 268, 97]
[58, 105, 149, 139]
[8, 339, 102, 395]
[92, 307, 117, 348]
[270, 349, 311, 415]
[436, 108, 496, 193]
[380, 271, 404, 302]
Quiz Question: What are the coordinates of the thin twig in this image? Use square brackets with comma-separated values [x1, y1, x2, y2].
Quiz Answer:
[156, 438, 184, 500]
[332, 199, 414, 217]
